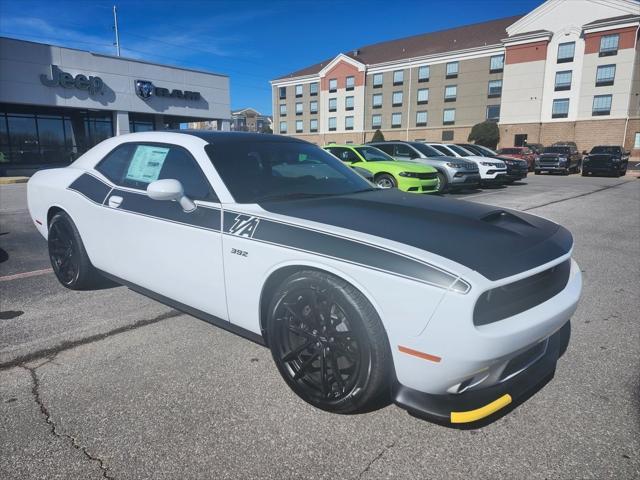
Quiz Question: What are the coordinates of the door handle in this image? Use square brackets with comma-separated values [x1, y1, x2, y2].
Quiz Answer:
[108, 195, 123, 208]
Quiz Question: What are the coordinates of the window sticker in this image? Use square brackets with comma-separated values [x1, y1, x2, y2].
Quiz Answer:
[125, 145, 170, 183]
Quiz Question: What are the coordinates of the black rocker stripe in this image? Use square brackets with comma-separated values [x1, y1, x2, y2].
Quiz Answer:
[223, 211, 467, 292]
[68, 173, 112, 205]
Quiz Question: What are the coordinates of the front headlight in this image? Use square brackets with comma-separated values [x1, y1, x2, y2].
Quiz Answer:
[504, 160, 514, 165]
[399, 171, 419, 177]
[583, 156, 589, 162]
[480, 161, 493, 167]
[558, 157, 567, 163]
[446, 162, 465, 168]
[612, 157, 621, 162]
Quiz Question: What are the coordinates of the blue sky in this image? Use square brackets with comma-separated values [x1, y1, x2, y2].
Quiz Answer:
[0, 0, 542, 115]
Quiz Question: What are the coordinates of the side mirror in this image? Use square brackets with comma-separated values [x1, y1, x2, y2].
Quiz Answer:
[147, 179, 196, 212]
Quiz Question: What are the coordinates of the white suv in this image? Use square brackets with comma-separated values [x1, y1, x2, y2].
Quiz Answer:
[426, 143, 507, 186]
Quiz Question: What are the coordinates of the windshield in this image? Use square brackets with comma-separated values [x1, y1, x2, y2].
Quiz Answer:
[590, 146, 621, 155]
[354, 146, 394, 162]
[411, 143, 445, 157]
[543, 147, 570, 154]
[446, 144, 473, 157]
[205, 141, 372, 203]
[474, 145, 498, 156]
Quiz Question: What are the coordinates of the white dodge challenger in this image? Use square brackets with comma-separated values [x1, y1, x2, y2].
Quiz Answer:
[27, 131, 582, 425]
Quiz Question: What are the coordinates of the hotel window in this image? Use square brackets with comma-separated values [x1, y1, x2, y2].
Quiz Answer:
[552, 98, 569, 118]
[310, 119, 318, 133]
[346, 76, 355, 91]
[310, 100, 318, 114]
[596, 64, 616, 86]
[295, 102, 303, 115]
[599, 34, 619, 57]
[592, 94, 612, 116]
[393, 70, 404, 85]
[418, 65, 430, 82]
[295, 120, 303, 133]
[416, 111, 428, 127]
[490, 55, 504, 73]
[391, 113, 402, 128]
[444, 85, 457, 102]
[392, 91, 403, 107]
[446, 61, 459, 78]
[279, 121, 287, 133]
[328, 97, 337, 112]
[279, 86, 286, 99]
[310, 82, 318, 96]
[279, 104, 287, 117]
[295, 84, 303, 97]
[557, 42, 575, 63]
[443, 108, 455, 125]
[372, 93, 383, 108]
[488, 79, 502, 98]
[345, 96, 354, 111]
[486, 105, 500, 121]
[345, 116, 354, 130]
[329, 78, 337, 92]
[554, 71, 572, 91]
[372, 114, 382, 128]
[373, 73, 383, 88]
[328, 116, 337, 131]
[417, 88, 429, 104]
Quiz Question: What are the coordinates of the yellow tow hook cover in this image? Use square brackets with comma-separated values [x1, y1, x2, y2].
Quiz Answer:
[450, 394, 512, 423]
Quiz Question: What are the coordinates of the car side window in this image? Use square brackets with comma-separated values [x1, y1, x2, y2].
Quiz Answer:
[394, 144, 416, 158]
[96, 142, 217, 202]
[341, 149, 360, 164]
[375, 144, 394, 155]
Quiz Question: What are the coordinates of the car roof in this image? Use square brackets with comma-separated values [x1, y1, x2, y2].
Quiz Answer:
[323, 144, 364, 148]
[167, 129, 308, 144]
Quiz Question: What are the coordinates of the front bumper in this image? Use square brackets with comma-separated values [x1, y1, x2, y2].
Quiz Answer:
[536, 163, 568, 171]
[505, 167, 528, 180]
[393, 320, 570, 425]
[397, 177, 439, 194]
[450, 172, 481, 188]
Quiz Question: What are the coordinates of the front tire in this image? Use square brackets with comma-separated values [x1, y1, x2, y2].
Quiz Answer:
[48, 211, 100, 290]
[267, 270, 392, 414]
[375, 173, 396, 189]
[435, 172, 448, 193]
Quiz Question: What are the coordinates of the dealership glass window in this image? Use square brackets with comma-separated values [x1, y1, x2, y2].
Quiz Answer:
[552, 98, 570, 118]
[372, 73, 383, 87]
[310, 100, 318, 114]
[446, 61, 459, 78]
[391, 113, 402, 128]
[599, 34, 619, 56]
[418, 65, 429, 82]
[279, 121, 287, 133]
[310, 82, 318, 96]
[296, 120, 303, 133]
[592, 94, 612, 116]
[328, 117, 337, 131]
[392, 91, 403, 107]
[279, 86, 286, 99]
[295, 102, 303, 115]
[416, 111, 428, 127]
[129, 113, 155, 133]
[554, 71, 572, 91]
[295, 84, 303, 97]
[346, 76, 355, 91]
[596, 64, 616, 86]
[417, 88, 429, 104]
[84, 111, 113, 147]
[444, 85, 457, 101]
[393, 70, 404, 85]
[329, 78, 337, 92]
[372, 114, 382, 128]
[345, 96, 354, 111]
[486, 105, 500, 121]
[443, 108, 455, 125]
[279, 104, 287, 116]
[310, 119, 318, 133]
[345, 116, 354, 130]
[372, 93, 383, 108]
[488, 79, 502, 97]
[328, 98, 337, 112]
[490, 55, 504, 73]
[557, 42, 575, 63]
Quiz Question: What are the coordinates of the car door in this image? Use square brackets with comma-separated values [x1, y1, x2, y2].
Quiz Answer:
[394, 144, 419, 161]
[93, 141, 228, 320]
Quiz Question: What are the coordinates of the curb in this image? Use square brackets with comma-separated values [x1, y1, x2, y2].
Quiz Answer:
[0, 177, 29, 185]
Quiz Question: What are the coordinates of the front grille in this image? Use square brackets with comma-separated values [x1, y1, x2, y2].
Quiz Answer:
[414, 172, 438, 180]
[473, 259, 571, 326]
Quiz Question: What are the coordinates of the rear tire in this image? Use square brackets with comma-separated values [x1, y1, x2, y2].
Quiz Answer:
[48, 211, 100, 290]
[375, 173, 396, 189]
[267, 270, 392, 414]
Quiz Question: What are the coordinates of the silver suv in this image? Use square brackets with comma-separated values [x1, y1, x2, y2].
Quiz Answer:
[368, 141, 480, 193]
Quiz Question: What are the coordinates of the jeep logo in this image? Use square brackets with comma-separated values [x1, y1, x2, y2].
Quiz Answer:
[40, 65, 104, 95]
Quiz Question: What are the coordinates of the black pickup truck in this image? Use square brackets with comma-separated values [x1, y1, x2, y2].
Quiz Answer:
[582, 146, 629, 177]
[534, 144, 582, 175]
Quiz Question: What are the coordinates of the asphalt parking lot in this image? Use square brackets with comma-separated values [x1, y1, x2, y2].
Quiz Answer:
[1, 174, 639, 480]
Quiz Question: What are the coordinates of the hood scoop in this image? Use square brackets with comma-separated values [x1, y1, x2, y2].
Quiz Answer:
[481, 210, 534, 236]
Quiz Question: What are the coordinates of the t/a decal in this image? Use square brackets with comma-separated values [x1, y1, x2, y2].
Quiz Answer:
[228, 215, 260, 238]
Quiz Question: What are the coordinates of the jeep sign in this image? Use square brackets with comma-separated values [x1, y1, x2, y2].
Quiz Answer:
[40, 65, 104, 95]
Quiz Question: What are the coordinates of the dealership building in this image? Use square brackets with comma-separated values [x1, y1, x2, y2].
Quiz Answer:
[270, 0, 640, 155]
[0, 37, 231, 176]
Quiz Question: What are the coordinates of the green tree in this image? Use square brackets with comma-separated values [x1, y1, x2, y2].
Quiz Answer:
[468, 121, 500, 149]
[371, 129, 385, 143]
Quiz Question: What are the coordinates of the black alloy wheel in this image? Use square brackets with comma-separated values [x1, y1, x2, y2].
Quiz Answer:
[267, 271, 391, 413]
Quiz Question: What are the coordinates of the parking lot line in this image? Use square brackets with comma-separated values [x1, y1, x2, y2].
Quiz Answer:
[0, 268, 53, 282]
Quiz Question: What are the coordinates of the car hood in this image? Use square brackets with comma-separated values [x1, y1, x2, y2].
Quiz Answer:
[365, 160, 434, 173]
[260, 189, 572, 281]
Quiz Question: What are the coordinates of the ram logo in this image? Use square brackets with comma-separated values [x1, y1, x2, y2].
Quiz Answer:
[228, 215, 260, 238]
[135, 80, 154, 100]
